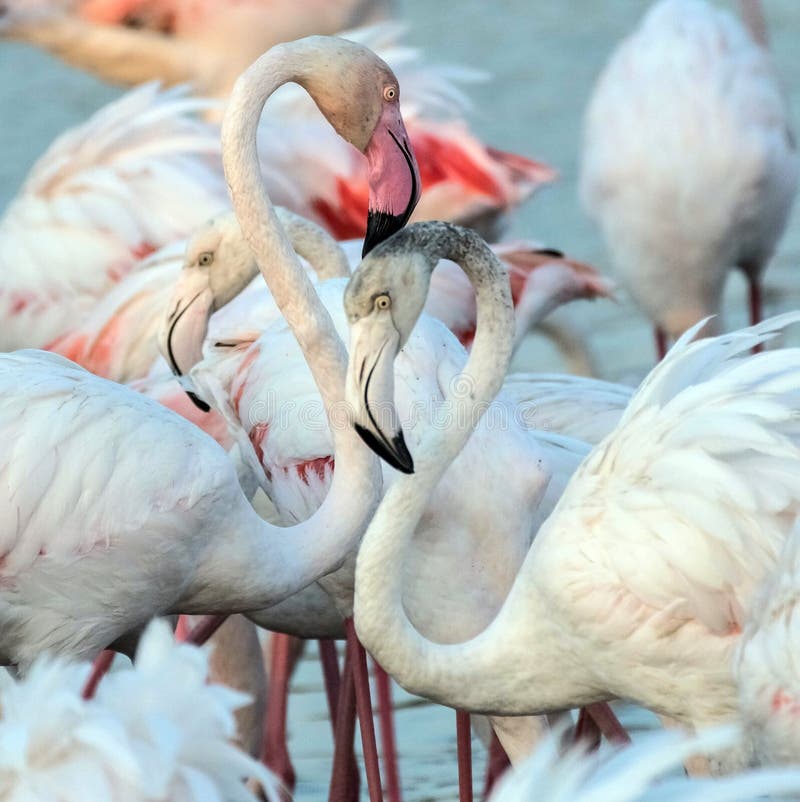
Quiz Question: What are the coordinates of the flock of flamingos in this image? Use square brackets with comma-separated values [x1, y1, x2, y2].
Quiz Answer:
[2, 0, 800, 799]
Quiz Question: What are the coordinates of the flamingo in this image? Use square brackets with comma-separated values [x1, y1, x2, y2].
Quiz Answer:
[488, 725, 800, 802]
[344, 220, 800, 775]
[736, 521, 800, 767]
[2, 13, 555, 242]
[0, 82, 228, 352]
[0, 618, 280, 801]
[580, 0, 798, 359]
[158, 220, 629, 781]
[0, 28, 429, 669]
[47, 207, 349, 383]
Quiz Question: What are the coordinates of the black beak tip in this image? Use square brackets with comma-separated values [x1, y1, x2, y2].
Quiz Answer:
[355, 422, 415, 474]
[187, 390, 211, 413]
[363, 210, 406, 257]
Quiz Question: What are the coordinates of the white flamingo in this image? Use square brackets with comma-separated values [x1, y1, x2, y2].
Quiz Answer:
[158, 235, 628, 774]
[489, 725, 800, 802]
[344, 220, 800, 774]
[0, 618, 280, 801]
[0, 83, 227, 351]
[48, 207, 349, 383]
[580, 0, 798, 358]
[0, 31, 428, 668]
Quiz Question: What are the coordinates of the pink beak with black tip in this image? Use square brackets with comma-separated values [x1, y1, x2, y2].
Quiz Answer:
[362, 104, 421, 256]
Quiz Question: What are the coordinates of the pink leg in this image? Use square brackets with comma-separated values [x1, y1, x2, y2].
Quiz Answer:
[748, 276, 764, 354]
[574, 703, 630, 749]
[373, 660, 402, 802]
[586, 702, 630, 745]
[748, 275, 763, 328]
[481, 732, 510, 800]
[654, 327, 668, 362]
[573, 707, 601, 751]
[347, 618, 384, 802]
[328, 635, 361, 802]
[456, 710, 473, 802]
[320, 639, 360, 802]
[82, 650, 115, 699]
[181, 614, 227, 645]
[261, 633, 297, 796]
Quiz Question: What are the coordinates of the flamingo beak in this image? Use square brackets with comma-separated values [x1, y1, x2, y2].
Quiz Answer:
[159, 271, 215, 412]
[362, 105, 421, 257]
[347, 317, 414, 474]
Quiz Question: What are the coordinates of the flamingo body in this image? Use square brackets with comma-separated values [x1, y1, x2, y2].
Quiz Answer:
[580, 0, 797, 338]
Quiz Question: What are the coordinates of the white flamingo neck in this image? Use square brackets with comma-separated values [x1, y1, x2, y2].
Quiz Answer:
[213, 41, 382, 605]
[351, 228, 587, 711]
[221, 43, 349, 411]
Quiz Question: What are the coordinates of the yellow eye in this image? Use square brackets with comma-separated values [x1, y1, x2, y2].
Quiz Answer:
[383, 85, 397, 102]
[198, 252, 214, 267]
[375, 294, 391, 310]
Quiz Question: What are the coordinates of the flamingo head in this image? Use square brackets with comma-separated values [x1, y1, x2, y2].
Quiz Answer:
[296, 36, 421, 256]
[344, 224, 471, 474]
[158, 211, 255, 410]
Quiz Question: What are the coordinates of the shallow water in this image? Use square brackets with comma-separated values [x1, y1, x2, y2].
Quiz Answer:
[2, 1, 800, 799]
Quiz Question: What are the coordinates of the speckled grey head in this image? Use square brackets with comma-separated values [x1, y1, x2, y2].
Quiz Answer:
[344, 221, 495, 474]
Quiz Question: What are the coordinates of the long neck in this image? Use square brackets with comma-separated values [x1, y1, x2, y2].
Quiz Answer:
[354, 233, 582, 712]
[11, 17, 197, 87]
[738, 0, 768, 47]
[217, 44, 381, 600]
[275, 208, 351, 280]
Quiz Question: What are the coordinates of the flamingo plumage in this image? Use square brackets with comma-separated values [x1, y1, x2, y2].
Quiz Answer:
[0, 83, 227, 352]
[580, 0, 798, 357]
[488, 725, 800, 802]
[345, 221, 800, 774]
[0, 618, 280, 801]
[736, 521, 800, 767]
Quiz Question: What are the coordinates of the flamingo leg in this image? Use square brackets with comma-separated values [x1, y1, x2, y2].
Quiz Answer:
[654, 327, 668, 361]
[82, 650, 116, 699]
[320, 639, 360, 802]
[748, 275, 763, 327]
[748, 275, 765, 355]
[328, 637, 361, 802]
[481, 732, 510, 800]
[456, 710, 474, 802]
[261, 633, 297, 797]
[573, 707, 602, 751]
[347, 618, 384, 802]
[574, 703, 631, 749]
[373, 660, 402, 802]
[182, 613, 228, 645]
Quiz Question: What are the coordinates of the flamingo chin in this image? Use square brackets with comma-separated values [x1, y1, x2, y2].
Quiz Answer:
[363, 105, 420, 255]
[345, 315, 414, 473]
[160, 270, 216, 378]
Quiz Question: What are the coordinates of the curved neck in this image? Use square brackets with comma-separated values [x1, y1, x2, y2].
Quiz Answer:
[11, 17, 197, 87]
[353, 232, 560, 710]
[215, 41, 381, 601]
[274, 208, 351, 281]
[738, 0, 768, 47]
[221, 44, 349, 407]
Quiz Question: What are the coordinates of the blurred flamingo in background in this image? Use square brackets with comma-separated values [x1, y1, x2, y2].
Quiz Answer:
[580, 0, 797, 359]
[0, 84, 227, 351]
[2, 9, 556, 241]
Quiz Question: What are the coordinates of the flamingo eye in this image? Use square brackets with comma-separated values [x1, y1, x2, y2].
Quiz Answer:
[198, 252, 214, 267]
[375, 294, 391, 310]
[383, 85, 397, 102]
